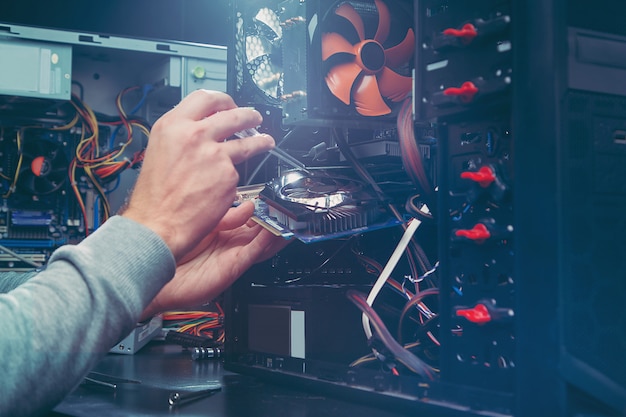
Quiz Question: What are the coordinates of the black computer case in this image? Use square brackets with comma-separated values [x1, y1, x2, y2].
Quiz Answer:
[225, 1, 626, 415]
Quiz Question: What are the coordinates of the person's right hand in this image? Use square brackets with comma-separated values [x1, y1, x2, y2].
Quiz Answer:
[121, 89, 275, 261]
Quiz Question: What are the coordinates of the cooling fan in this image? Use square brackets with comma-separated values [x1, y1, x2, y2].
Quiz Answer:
[322, 0, 415, 117]
[255, 170, 399, 243]
[17, 139, 69, 195]
[232, 2, 284, 105]
[281, 0, 414, 127]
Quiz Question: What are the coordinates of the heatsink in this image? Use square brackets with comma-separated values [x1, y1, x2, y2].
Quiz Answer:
[255, 169, 399, 243]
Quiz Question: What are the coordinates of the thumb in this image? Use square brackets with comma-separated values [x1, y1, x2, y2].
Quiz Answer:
[215, 201, 256, 231]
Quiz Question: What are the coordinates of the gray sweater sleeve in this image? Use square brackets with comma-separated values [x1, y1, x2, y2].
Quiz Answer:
[0, 270, 38, 293]
[0, 215, 176, 417]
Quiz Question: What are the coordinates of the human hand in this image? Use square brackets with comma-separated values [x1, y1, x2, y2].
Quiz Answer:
[121, 90, 275, 260]
[140, 201, 290, 319]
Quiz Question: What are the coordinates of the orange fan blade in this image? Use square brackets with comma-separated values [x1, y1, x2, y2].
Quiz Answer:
[374, 0, 391, 44]
[384, 28, 415, 69]
[31, 156, 46, 176]
[322, 32, 356, 61]
[335, 3, 365, 41]
[377, 67, 412, 102]
[353, 74, 391, 116]
[325, 61, 363, 105]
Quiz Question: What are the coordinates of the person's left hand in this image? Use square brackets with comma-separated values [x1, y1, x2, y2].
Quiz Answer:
[140, 201, 289, 319]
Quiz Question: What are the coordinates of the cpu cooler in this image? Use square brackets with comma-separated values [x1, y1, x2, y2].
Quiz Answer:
[281, 0, 414, 128]
[17, 138, 69, 195]
[322, 0, 415, 116]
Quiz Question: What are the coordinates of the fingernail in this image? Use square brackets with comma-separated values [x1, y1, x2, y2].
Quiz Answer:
[261, 134, 275, 146]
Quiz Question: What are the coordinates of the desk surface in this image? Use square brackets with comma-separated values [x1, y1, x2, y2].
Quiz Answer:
[53, 341, 413, 417]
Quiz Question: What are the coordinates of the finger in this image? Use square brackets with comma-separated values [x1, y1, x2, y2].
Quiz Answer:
[250, 228, 292, 263]
[215, 201, 256, 231]
[200, 106, 263, 142]
[223, 134, 275, 165]
[173, 89, 237, 121]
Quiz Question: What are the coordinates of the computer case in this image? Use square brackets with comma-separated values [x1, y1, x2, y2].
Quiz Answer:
[224, 1, 626, 415]
[0, 22, 226, 270]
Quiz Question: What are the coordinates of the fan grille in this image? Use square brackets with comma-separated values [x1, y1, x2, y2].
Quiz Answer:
[236, 4, 284, 103]
[280, 175, 361, 210]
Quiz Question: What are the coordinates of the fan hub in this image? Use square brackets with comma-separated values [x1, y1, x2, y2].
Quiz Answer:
[356, 40, 386, 75]
[31, 156, 51, 177]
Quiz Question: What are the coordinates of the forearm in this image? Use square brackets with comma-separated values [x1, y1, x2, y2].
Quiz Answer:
[0, 216, 176, 417]
[0, 270, 38, 293]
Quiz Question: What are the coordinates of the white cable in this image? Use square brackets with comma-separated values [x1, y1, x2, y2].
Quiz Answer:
[362, 218, 421, 339]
